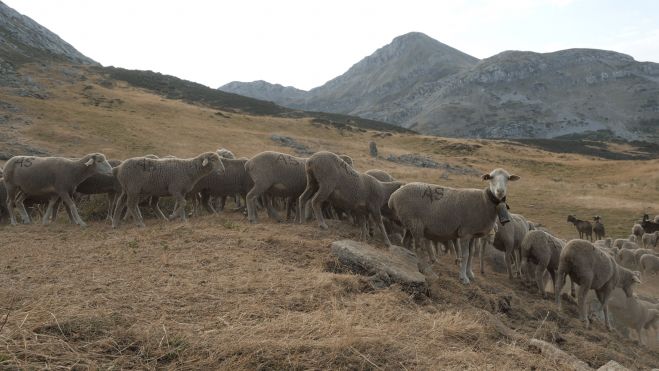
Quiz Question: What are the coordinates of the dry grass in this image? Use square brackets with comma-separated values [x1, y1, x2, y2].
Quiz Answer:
[1, 63, 659, 369]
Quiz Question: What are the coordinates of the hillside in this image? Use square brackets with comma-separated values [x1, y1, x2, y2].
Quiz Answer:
[1, 61, 659, 368]
[220, 33, 659, 142]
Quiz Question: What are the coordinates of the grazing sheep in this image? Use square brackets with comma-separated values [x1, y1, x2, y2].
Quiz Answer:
[566, 215, 593, 241]
[216, 148, 235, 159]
[613, 235, 636, 249]
[641, 232, 659, 249]
[520, 230, 574, 298]
[593, 216, 605, 240]
[641, 214, 659, 233]
[3, 154, 113, 226]
[633, 248, 657, 266]
[632, 224, 644, 240]
[388, 168, 519, 284]
[616, 248, 638, 269]
[245, 151, 308, 223]
[556, 239, 641, 330]
[607, 290, 659, 345]
[112, 152, 223, 228]
[365, 169, 395, 182]
[190, 158, 252, 214]
[639, 254, 659, 277]
[483, 213, 530, 280]
[298, 151, 403, 246]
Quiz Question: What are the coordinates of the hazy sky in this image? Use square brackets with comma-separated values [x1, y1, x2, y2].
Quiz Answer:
[6, 0, 659, 90]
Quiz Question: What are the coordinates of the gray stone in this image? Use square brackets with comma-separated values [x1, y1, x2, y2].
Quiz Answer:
[369, 141, 378, 157]
[330, 239, 427, 294]
[597, 360, 629, 371]
[528, 339, 592, 371]
[270, 134, 313, 155]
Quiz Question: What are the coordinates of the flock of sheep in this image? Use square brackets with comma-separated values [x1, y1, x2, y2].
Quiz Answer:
[1, 148, 658, 344]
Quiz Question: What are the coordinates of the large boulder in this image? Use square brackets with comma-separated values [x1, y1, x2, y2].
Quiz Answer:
[330, 240, 427, 294]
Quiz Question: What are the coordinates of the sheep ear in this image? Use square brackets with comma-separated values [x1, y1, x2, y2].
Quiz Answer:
[202, 158, 209, 167]
[482, 174, 491, 181]
[84, 157, 94, 166]
[508, 175, 520, 181]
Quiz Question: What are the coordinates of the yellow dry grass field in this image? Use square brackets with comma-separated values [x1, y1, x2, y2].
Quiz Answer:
[1, 64, 659, 369]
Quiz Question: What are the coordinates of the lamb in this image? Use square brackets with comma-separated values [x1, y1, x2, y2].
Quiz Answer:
[388, 168, 519, 284]
[632, 223, 644, 240]
[244, 151, 308, 223]
[607, 290, 659, 345]
[593, 216, 605, 240]
[190, 157, 253, 214]
[3, 154, 113, 227]
[520, 230, 574, 298]
[641, 232, 659, 249]
[365, 169, 395, 182]
[641, 214, 659, 233]
[482, 213, 530, 280]
[298, 151, 403, 246]
[556, 239, 641, 330]
[566, 215, 593, 241]
[639, 254, 659, 277]
[112, 152, 223, 228]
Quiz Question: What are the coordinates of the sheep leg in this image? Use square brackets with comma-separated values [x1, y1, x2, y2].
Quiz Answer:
[310, 185, 333, 230]
[217, 196, 226, 211]
[555, 269, 567, 310]
[60, 192, 86, 227]
[576, 279, 591, 328]
[456, 239, 471, 284]
[111, 192, 126, 228]
[106, 192, 116, 221]
[479, 238, 486, 275]
[168, 193, 188, 222]
[246, 184, 269, 223]
[596, 284, 614, 331]
[298, 176, 318, 224]
[14, 190, 32, 224]
[466, 238, 476, 281]
[370, 209, 392, 247]
[536, 265, 548, 298]
[126, 194, 145, 227]
[5, 185, 20, 225]
[41, 195, 59, 225]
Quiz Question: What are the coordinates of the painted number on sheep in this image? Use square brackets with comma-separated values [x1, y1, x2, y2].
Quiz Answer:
[276, 154, 299, 166]
[422, 186, 444, 203]
[15, 157, 33, 168]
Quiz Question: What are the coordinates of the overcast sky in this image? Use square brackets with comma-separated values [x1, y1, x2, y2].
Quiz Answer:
[6, 0, 659, 90]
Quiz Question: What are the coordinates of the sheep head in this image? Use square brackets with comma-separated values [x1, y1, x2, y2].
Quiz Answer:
[81, 153, 113, 175]
[482, 168, 518, 201]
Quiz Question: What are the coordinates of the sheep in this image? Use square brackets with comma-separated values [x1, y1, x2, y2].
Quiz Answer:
[607, 290, 659, 345]
[190, 158, 253, 214]
[593, 238, 613, 249]
[632, 223, 644, 240]
[616, 248, 638, 269]
[338, 154, 353, 166]
[641, 232, 659, 249]
[75, 159, 122, 219]
[3, 154, 113, 227]
[613, 235, 636, 249]
[641, 214, 659, 233]
[556, 239, 641, 330]
[520, 230, 574, 298]
[639, 254, 659, 277]
[244, 151, 308, 223]
[633, 248, 657, 266]
[365, 169, 395, 182]
[482, 213, 530, 280]
[566, 215, 592, 241]
[593, 216, 605, 240]
[388, 168, 519, 284]
[216, 148, 235, 159]
[655, 215, 659, 223]
[112, 152, 223, 228]
[297, 151, 403, 246]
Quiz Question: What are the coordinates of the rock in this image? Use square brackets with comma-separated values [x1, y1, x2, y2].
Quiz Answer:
[528, 339, 592, 371]
[385, 153, 481, 175]
[270, 134, 313, 155]
[597, 361, 629, 371]
[330, 240, 427, 294]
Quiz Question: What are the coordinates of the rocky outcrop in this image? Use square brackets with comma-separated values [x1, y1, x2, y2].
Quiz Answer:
[0, 1, 97, 65]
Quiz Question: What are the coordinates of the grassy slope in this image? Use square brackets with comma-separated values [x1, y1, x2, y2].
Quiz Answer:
[1, 63, 659, 369]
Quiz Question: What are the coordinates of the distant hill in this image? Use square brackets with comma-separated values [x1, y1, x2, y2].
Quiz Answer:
[221, 33, 659, 142]
[220, 80, 307, 107]
[0, 1, 97, 65]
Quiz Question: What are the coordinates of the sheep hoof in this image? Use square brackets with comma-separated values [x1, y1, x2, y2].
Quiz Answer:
[459, 276, 470, 285]
[467, 270, 475, 280]
[319, 223, 328, 230]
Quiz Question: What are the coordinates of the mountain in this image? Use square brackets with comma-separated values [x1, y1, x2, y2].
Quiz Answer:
[221, 33, 659, 141]
[0, 1, 97, 65]
[219, 80, 307, 107]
